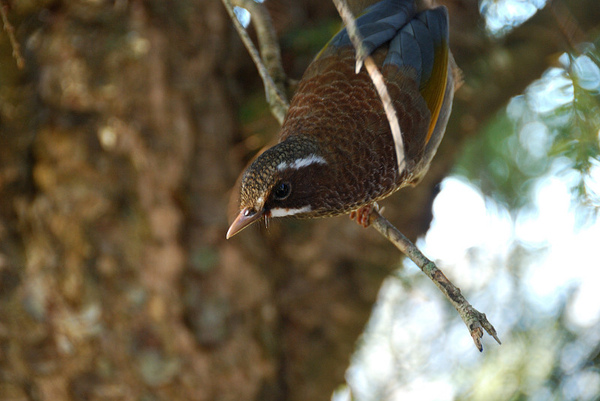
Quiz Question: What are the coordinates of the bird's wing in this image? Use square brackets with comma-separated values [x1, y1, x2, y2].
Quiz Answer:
[317, 0, 416, 62]
[384, 7, 450, 145]
[317, 2, 450, 147]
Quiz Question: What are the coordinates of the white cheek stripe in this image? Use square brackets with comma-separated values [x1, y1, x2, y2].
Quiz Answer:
[277, 155, 327, 171]
[269, 206, 312, 217]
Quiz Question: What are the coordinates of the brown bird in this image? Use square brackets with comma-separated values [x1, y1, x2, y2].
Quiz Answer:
[227, 0, 454, 239]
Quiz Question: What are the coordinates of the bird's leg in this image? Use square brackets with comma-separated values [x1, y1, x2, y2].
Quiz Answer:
[349, 202, 379, 228]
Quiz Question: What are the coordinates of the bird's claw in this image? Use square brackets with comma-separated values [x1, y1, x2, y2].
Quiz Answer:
[350, 202, 380, 228]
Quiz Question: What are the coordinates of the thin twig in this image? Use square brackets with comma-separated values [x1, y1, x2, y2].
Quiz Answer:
[0, 0, 25, 69]
[331, 0, 406, 173]
[220, 0, 289, 124]
[232, 0, 287, 96]
[333, 0, 499, 351]
[369, 209, 501, 351]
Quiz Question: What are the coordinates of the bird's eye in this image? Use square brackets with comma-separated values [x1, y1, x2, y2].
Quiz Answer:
[273, 182, 291, 200]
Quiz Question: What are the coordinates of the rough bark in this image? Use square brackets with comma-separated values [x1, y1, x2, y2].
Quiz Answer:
[0, 0, 598, 401]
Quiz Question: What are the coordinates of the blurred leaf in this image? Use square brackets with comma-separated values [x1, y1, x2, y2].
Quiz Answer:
[455, 41, 600, 217]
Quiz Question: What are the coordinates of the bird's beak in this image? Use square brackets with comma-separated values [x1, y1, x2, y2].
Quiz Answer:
[226, 208, 264, 239]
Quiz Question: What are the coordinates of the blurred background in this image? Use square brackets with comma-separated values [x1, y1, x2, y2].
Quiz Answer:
[0, 0, 599, 400]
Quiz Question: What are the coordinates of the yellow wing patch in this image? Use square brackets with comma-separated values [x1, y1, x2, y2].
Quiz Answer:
[420, 42, 449, 145]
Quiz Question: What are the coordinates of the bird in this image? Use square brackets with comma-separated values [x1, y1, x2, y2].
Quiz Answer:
[227, 0, 454, 239]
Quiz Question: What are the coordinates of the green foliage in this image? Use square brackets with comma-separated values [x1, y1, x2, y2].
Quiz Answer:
[454, 109, 546, 212]
[455, 42, 600, 218]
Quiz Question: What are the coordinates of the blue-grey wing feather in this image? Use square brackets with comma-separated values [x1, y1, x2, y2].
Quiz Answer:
[382, 7, 448, 87]
[330, 0, 416, 54]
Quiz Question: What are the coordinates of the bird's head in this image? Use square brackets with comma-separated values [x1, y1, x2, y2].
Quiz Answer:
[227, 138, 329, 238]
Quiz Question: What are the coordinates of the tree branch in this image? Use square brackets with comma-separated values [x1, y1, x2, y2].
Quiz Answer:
[369, 208, 501, 351]
[220, 0, 289, 124]
[333, 0, 499, 351]
[0, 0, 25, 69]
[232, 0, 287, 95]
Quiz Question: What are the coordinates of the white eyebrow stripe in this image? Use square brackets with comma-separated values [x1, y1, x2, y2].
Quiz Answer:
[277, 155, 327, 171]
[269, 206, 311, 217]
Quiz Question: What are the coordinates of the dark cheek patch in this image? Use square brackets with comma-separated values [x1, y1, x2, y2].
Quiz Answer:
[270, 164, 329, 213]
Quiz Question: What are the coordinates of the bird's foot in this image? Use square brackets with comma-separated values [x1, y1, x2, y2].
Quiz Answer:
[349, 202, 379, 228]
